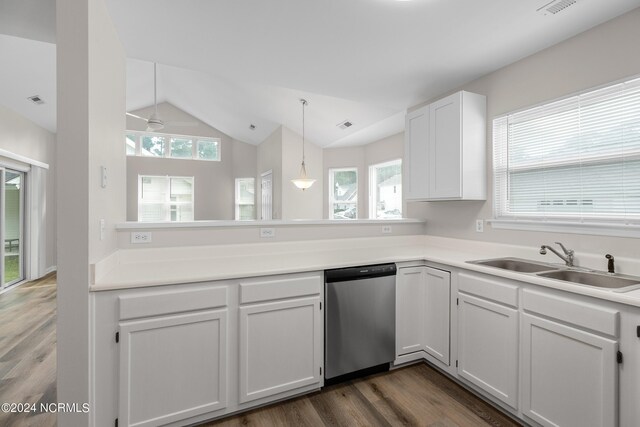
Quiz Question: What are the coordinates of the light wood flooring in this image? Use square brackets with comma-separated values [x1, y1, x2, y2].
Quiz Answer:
[0, 274, 57, 427]
[0, 274, 521, 427]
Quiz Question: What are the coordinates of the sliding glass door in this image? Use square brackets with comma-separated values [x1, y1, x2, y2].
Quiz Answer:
[1, 168, 24, 289]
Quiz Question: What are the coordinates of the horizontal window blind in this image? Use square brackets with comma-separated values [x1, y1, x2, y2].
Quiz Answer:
[494, 76, 640, 224]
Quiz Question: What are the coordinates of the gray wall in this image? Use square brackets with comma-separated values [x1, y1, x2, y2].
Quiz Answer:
[126, 103, 257, 220]
[256, 126, 283, 219]
[407, 7, 640, 259]
[323, 132, 404, 219]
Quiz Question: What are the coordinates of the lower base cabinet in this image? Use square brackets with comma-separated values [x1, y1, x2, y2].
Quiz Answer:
[521, 313, 617, 427]
[119, 309, 228, 427]
[396, 265, 451, 365]
[239, 296, 323, 403]
[457, 292, 519, 409]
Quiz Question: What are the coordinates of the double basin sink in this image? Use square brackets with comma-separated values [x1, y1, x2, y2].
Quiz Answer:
[468, 257, 640, 292]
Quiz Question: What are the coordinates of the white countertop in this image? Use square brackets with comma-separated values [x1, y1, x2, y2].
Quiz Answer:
[91, 235, 640, 308]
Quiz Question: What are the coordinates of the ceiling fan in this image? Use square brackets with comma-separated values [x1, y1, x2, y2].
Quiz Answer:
[126, 63, 197, 132]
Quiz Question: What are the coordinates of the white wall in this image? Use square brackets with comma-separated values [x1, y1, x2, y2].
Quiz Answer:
[323, 132, 404, 219]
[126, 102, 257, 220]
[0, 105, 56, 270]
[281, 126, 323, 220]
[56, 0, 125, 424]
[256, 126, 282, 219]
[407, 7, 640, 259]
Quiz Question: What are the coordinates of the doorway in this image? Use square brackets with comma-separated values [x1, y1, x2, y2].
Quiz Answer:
[261, 170, 273, 220]
[1, 168, 25, 290]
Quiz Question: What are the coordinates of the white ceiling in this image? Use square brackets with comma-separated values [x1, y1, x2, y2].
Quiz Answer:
[1, 0, 640, 146]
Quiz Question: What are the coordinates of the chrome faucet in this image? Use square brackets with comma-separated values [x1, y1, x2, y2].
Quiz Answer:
[540, 242, 575, 267]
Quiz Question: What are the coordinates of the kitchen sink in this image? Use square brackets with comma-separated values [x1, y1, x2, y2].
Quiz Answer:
[537, 270, 640, 291]
[469, 257, 556, 273]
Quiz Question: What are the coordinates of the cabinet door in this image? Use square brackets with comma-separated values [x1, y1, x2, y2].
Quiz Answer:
[424, 267, 450, 365]
[429, 92, 462, 199]
[119, 310, 227, 427]
[458, 293, 518, 409]
[396, 267, 426, 356]
[404, 106, 429, 200]
[239, 296, 322, 403]
[521, 314, 617, 427]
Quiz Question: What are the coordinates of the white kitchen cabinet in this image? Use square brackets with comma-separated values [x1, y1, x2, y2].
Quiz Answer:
[237, 272, 323, 404]
[119, 309, 228, 427]
[239, 296, 323, 403]
[521, 314, 617, 427]
[457, 292, 519, 409]
[429, 91, 486, 200]
[520, 288, 620, 427]
[404, 91, 486, 201]
[404, 106, 429, 200]
[396, 266, 426, 356]
[396, 266, 450, 365]
[424, 267, 451, 365]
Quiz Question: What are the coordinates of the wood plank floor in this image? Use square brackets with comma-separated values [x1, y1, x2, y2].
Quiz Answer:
[0, 274, 521, 427]
[204, 363, 522, 427]
[0, 274, 57, 427]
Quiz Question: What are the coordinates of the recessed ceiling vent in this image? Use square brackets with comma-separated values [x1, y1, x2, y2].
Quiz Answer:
[537, 0, 578, 16]
[337, 120, 353, 130]
[27, 95, 45, 105]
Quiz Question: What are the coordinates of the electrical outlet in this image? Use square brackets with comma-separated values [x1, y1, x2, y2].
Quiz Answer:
[131, 231, 152, 244]
[475, 219, 484, 233]
[260, 228, 276, 238]
[100, 219, 105, 241]
[382, 225, 392, 234]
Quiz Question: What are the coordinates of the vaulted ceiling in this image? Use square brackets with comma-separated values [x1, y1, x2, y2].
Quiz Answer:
[1, 0, 639, 146]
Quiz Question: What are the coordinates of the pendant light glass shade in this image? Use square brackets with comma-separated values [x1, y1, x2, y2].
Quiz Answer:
[292, 161, 316, 190]
[291, 99, 315, 191]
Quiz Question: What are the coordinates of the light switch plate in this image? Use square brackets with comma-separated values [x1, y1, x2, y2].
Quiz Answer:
[382, 225, 392, 234]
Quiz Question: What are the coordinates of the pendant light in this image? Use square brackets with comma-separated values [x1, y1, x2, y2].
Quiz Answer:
[291, 99, 316, 190]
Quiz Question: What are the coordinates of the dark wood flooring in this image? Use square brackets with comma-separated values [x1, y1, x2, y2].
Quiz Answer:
[0, 274, 521, 427]
[0, 274, 57, 427]
[204, 363, 522, 427]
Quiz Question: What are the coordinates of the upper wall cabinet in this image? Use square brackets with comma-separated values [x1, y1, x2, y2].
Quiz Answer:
[404, 106, 430, 200]
[405, 91, 486, 201]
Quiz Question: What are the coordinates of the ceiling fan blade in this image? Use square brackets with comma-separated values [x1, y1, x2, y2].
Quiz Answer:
[165, 121, 198, 127]
[126, 112, 147, 121]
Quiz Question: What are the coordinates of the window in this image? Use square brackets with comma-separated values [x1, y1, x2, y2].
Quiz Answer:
[138, 175, 194, 222]
[170, 137, 193, 158]
[125, 132, 220, 161]
[369, 159, 402, 219]
[329, 168, 357, 219]
[198, 139, 220, 160]
[235, 178, 255, 220]
[141, 135, 165, 157]
[494, 77, 640, 226]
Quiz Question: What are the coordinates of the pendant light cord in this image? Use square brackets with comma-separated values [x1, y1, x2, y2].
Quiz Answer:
[154, 62, 158, 115]
[301, 99, 306, 164]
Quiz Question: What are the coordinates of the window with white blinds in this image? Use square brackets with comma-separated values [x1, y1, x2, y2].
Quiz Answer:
[138, 175, 194, 222]
[493, 77, 640, 226]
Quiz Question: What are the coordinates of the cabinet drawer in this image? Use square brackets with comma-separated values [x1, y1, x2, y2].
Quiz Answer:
[240, 272, 322, 304]
[119, 286, 228, 320]
[522, 289, 619, 337]
[458, 272, 518, 307]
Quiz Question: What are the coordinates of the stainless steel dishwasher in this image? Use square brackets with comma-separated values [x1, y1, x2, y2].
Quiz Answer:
[324, 263, 396, 381]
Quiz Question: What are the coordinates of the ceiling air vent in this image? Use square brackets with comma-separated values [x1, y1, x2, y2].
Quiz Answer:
[28, 95, 45, 105]
[337, 120, 353, 130]
[537, 0, 578, 16]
